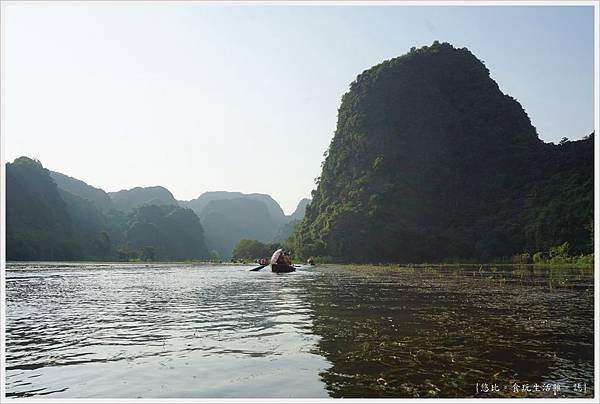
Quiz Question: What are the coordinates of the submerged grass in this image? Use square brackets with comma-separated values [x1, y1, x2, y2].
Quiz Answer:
[322, 262, 593, 273]
[308, 262, 594, 398]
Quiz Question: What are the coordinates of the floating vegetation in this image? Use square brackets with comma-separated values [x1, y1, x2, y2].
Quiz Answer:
[305, 264, 594, 398]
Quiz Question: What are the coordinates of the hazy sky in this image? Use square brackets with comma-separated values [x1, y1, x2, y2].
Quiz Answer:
[3, 3, 595, 214]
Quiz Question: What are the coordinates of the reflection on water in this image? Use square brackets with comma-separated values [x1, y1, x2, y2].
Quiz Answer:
[5, 263, 594, 398]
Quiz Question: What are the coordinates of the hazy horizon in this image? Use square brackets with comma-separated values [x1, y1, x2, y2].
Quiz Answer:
[3, 3, 595, 214]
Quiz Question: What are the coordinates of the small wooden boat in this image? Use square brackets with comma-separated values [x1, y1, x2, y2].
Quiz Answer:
[271, 264, 296, 273]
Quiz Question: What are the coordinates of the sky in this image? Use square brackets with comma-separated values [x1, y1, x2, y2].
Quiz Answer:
[3, 3, 596, 214]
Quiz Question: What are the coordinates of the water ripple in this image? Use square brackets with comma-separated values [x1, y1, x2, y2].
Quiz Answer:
[5, 263, 593, 398]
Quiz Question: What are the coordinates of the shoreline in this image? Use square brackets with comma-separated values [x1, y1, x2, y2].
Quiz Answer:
[4, 261, 594, 271]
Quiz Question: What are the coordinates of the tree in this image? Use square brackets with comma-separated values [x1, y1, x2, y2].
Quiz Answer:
[232, 239, 280, 260]
[140, 246, 156, 262]
[95, 231, 111, 260]
[210, 250, 221, 262]
[117, 245, 138, 261]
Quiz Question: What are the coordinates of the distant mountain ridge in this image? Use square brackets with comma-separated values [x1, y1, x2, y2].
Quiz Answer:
[181, 191, 287, 225]
[199, 198, 276, 259]
[180, 191, 311, 258]
[109, 186, 178, 212]
[7, 158, 308, 261]
[50, 171, 114, 212]
[7, 159, 209, 261]
[290, 198, 311, 221]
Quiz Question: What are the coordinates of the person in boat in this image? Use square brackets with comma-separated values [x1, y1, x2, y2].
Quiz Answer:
[271, 248, 284, 265]
[270, 248, 292, 266]
[282, 251, 292, 266]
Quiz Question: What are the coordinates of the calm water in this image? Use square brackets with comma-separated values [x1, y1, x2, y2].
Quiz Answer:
[5, 263, 595, 398]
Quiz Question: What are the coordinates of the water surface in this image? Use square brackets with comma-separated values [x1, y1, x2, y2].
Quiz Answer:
[5, 263, 594, 398]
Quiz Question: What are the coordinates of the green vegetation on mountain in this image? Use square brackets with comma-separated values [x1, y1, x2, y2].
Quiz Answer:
[292, 41, 594, 263]
[124, 204, 209, 260]
[522, 136, 594, 256]
[50, 171, 114, 212]
[109, 186, 178, 212]
[181, 191, 288, 226]
[269, 198, 312, 243]
[290, 198, 312, 221]
[6, 158, 308, 262]
[6, 158, 210, 261]
[181, 192, 310, 258]
[272, 219, 300, 243]
[7, 158, 112, 260]
[200, 198, 277, 259]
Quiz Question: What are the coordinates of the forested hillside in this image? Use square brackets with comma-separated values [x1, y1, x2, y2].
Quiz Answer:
[292, 41, 594, 263]
[50, 171, 114, 212]
[6, 158, 210, 261]
[199, 198, 277, 259]
[6, 158, 307, 261]
[109, 186, 179, 212]
[181, 192, 310, 258]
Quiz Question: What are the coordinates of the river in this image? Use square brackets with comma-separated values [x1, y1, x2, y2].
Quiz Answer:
[5, 262, 594, 398]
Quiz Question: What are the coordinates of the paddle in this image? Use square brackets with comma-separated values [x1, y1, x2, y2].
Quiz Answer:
[249, 264, 268, 272]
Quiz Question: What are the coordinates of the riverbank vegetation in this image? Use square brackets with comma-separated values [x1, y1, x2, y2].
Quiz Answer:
[231, 239, 282, 261]
[531, 242, 594, 267]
